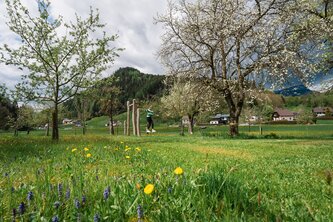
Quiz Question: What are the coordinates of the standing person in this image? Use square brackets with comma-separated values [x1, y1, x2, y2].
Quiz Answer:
[146, 106, 156, 133]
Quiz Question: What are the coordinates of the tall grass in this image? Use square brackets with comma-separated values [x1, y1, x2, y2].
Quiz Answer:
[0, 130, 332, 221]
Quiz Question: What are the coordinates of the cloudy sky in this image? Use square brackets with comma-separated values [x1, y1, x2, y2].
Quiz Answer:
[0, 0, 168, 89]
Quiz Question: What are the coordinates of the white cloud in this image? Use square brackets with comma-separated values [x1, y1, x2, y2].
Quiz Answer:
[0, 0, 167, 89]
[308, 76, 333, 92]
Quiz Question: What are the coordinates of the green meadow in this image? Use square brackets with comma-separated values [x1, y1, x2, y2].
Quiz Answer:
[0, 121, 332, 221]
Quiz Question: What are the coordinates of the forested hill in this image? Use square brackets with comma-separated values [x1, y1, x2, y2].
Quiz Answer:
[111, 67, 165, 104]
[63, 67, 165, 118]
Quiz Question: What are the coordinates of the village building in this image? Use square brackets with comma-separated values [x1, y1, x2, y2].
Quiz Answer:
[182, 116, 190, 126]
[272, 108, 298, 121]
[210, 114, 230, 125]
[62, 118, 73, 125]
[312, 107, 333, 117]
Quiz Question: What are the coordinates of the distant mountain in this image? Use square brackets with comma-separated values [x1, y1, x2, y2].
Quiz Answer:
[274, 84, 312, 96]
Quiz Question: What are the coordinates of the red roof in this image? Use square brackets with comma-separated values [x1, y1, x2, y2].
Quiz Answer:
[312, 107, 333, 113]
[274, 108, 296, 117]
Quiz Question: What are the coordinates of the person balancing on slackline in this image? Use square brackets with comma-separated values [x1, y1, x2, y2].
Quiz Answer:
[146, 106, 156, 133]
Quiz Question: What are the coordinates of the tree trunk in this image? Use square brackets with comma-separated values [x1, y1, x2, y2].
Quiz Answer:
[188, 115, 194, 134]
[109, 118, 115, 135]
[229, 115, 239, 136]
[52, 104, 59, 141]
[82, 100, 86, 135]
[110, 102, 114, 135]
[82, 124, 86, 135]
[14, 129, 18, 137]
[126, 101, 130, 136]
[46, 117, 50, 136]
[180, 118, 184, 136]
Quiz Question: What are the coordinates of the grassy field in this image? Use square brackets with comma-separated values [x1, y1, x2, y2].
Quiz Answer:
[0, 122, 332, 221]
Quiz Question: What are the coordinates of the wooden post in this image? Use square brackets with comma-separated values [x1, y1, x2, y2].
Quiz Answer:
[126, 101, 130, 136]
[123, 120, 126, 135]
[132, 99, 137, 136]
[136, 108, 141, 136]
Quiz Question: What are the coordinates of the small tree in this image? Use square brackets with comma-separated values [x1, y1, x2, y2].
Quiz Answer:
[325, 107, 332, 117]
[161, 77, 218, 134]
[16, 105, 35, 134]
[0, 0, 121, 140]
[297, 109, 315, 124]
[96, 78, 122, 135]
[73, 92, 96, 135]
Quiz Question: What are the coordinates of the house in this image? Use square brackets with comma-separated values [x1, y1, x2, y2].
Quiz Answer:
[105, 121, 121, 127]
[312, 107, 333, 117]
[248, 115, 260, 122]
[272, 108, 298, 121]
[62, 118, 73, 125]
[182, 116, 190, 126]
[210, 114, 230, 125]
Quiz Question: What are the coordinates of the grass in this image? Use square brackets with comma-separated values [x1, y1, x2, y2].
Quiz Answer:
[0, 122, 333, 221]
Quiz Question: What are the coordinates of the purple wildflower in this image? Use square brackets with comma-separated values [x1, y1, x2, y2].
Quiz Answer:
[52, 215, 59, 222]
[74, 198, 80, 209]
[57, 183, 63, 197]
[27, 191, 33, 201]
[103, 187, 109, 200]
[54, 201, 60, 209]
[137, 205, 144, 219]
[4, 172, 9, 177]
[168, 187, 173, 193]
[65, 188, 71, 199]
[82, 195, 86, 205]
[93, 213, 100, 222]
[18, 202, 25, 215]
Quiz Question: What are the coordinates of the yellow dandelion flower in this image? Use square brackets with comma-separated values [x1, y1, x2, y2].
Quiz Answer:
[120, 141, 124, 144]
[86, 153, 92, 158]
[144, 184, 154, 195]
[135, 147, 141, 152]
[125, 147, 131, 152]
[84, 147, 89, 151]
[174, 167, 184, 175]
[125, 156, 130, 159]
[114, 147, 119, 151]
[71, 148, 77, 152]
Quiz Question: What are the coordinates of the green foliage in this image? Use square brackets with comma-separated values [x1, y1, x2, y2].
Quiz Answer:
[0, 132, 332, 220]
[0, 84, 18, 131]
[284, 92, 333, 108]
[0, 0, 121, 140]
[63, 67, 165, 121]
[111, 67, 165, 110]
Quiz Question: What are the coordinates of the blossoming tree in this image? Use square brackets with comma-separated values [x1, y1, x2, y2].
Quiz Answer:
[156, 0, 317, 136]
[0, 0, 121, 140]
